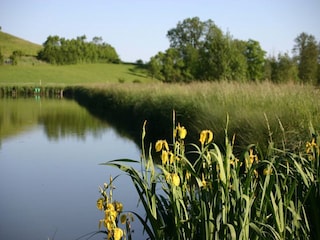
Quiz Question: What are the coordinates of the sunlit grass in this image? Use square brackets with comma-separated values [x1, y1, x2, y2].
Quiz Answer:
[0, 63, 155, 86]
[76, 81, 320, 151]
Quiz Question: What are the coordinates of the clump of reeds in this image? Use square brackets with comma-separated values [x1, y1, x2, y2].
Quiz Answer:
[100, 113, 319, 239]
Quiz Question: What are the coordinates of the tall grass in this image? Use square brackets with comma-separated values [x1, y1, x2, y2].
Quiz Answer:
[100, 113, 319, 239]
[68, 81, 320, 151]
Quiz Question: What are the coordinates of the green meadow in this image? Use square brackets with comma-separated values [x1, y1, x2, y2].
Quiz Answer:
[0, 63, 154, 86]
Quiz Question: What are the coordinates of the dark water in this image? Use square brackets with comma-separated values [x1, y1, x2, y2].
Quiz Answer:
[0, 98, 146, 240]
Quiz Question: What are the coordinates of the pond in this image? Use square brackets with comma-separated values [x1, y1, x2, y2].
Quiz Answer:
[0, 98, 146, 240]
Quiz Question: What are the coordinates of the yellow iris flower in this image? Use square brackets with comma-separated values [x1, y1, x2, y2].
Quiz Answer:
[199, 130, 214, 145]
[172, 173, 180, 186]
[115, 202, 123, 212]
[113, 227, 124, 240]
[96, 198, 104, 210]
[161, 150, 169, 165]
[155, 140, 169, 152]
[174, 123, 187, 139]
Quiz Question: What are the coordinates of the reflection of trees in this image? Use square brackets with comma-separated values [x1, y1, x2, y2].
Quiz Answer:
[38, 109, 109, 140]
[0, 98, 110, 141]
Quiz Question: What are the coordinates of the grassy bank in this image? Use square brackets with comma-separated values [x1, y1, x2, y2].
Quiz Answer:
[65, 81, 320, 152]
[0, 62, 154, 86]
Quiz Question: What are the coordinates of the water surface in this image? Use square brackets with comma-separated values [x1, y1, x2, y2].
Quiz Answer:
[0, 98, 145, 239]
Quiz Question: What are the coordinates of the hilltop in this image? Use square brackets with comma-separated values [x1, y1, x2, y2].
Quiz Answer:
[0, 31, 42, 57]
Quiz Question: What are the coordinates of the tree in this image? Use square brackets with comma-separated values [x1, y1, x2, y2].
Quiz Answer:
[229, 39, 248, 81]
[245, 39, 265, 81]
[148, 55, 162, 79]
[200, 23, 229, 80]
[166, 17, 206, 80]
[293, 32, 318, 84]
[161, 48, 184, 82]
[92, 36, 103, 45]
[265, 53, 298, 83]
[37, 35, 120, 64]
[148, 17, 266, 82]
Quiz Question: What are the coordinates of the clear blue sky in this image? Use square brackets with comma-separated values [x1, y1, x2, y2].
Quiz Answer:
[1, 0, 319, 62]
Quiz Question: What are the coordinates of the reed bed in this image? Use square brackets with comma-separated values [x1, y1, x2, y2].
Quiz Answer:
[98, 116, 319, 239]
[73, 81, 320, 151]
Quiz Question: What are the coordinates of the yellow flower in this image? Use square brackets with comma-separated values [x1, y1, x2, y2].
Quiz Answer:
[107, 203, 115, 211]
[174, 123, 187, 139]
[199, 130, 214, 145]
[96, 198, 104, 211]
[169, 151, 175, 164]
[201, 173, 207, 188]
[161, 150, 169, 165]
[105, 209, 117, 221]
[249, 149, 258, 164]
[115, 202, 123, 212]
[165, 173, 171, 182]
[306, 138, 318, 154]
[172, 173, 180, 186]
[185, 171, 191, 181]
[114, 227, 124, 240]
[155, 140, 169, 152]
[104, 219, 114, 231]
[105, 204, 118, 224]
[230, 158, 240, 168]
[263, 167, 273, 175]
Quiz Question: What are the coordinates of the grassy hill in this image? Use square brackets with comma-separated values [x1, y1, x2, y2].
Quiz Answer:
[0, 63, 155, 85]
[0, 31, 154, 85]
[0, 31, 42, 57]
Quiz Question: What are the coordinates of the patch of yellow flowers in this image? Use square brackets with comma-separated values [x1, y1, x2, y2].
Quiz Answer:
[155, 124, 215, 188]
[96, 177, 131, 240]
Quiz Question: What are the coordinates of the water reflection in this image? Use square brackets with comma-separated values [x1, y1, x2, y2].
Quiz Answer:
[0, 98, 146, 240]
[0, 98, 109, 141]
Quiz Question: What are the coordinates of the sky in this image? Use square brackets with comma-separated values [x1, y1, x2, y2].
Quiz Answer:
[1, 0, 319, 62]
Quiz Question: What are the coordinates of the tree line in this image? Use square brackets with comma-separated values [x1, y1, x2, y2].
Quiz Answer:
[37, 35, 120, 64]
[147, 17, 320, 85]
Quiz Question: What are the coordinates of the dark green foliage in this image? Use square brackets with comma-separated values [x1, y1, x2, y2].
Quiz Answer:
[37, 35, 120, 65]
[293, 32, 319, 84]
[148, 17, 264, 82]
[245, 39, 265, 81]
[148, 18, 320, 84]
[265, 53, 298, 83]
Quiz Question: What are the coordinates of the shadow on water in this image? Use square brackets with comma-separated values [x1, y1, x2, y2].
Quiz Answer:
[64, 87, 177, 149]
